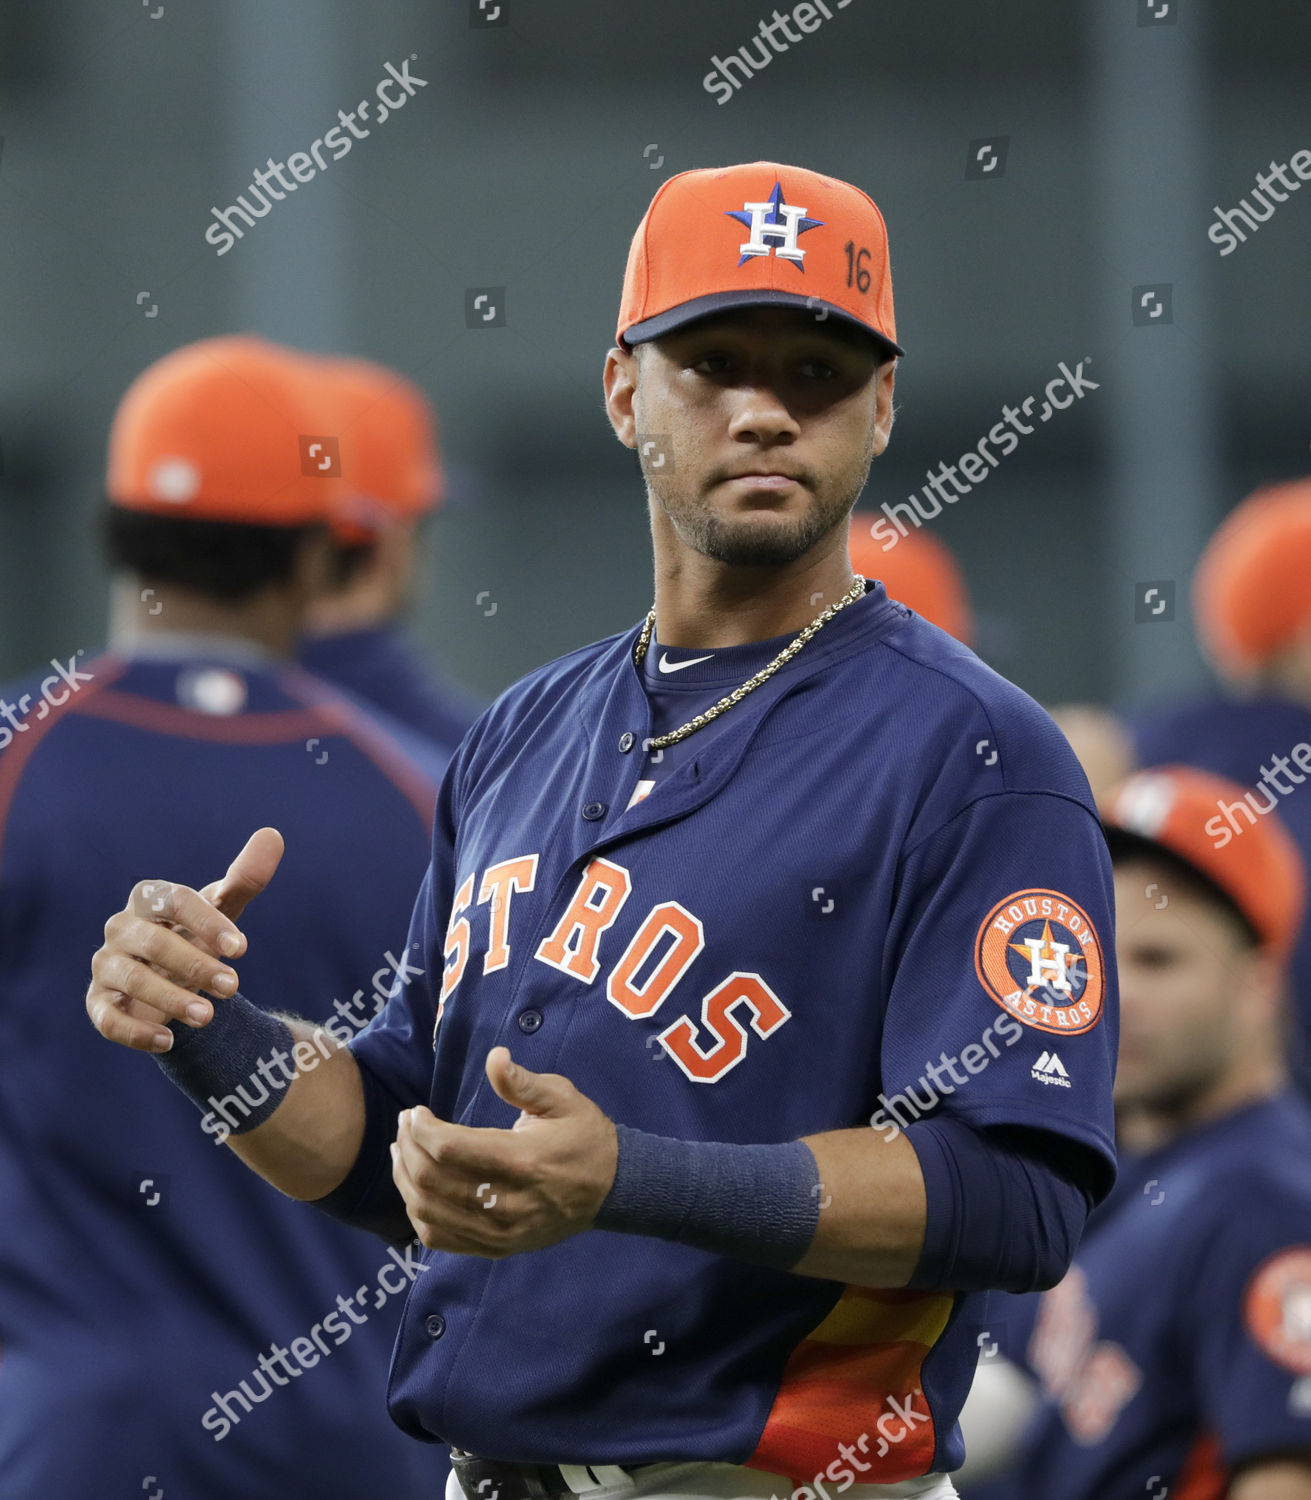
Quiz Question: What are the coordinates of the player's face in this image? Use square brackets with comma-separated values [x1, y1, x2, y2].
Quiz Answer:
[1111, 860, 1258, 1116]
[607, 307, 895, 567]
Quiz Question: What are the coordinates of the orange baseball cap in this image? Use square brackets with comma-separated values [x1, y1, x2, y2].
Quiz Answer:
[848, 515, 973, 644]
[1102, 765, 1307, 962]
[617, 162, 902, 360]
[314, 357, 444, 538]
[107, 335, 343, 526]
[1193, 478, 1311, 678]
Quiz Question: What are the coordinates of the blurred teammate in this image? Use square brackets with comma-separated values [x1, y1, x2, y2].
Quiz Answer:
[1131, 479, 1311, 1074]
[961, 765, 1311, 1500]
[298, 355, 482, 754]
[847, 513, 974, 644]
[84, 163, 1120, 1500]
[0, 336, 448, 1496]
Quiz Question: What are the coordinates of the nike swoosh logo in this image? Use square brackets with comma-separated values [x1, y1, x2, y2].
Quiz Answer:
[657, 651, 715, 674]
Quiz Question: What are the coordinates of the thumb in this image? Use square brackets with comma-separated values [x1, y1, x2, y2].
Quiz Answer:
[200, 827, 285, 922]
[485, 1046, 569, 1118]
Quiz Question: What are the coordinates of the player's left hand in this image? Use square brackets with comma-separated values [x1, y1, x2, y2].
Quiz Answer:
[391, 1047, 619, 1258]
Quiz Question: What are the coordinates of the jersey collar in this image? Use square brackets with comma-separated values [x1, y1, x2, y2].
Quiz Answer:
[564, 580, 909, 850]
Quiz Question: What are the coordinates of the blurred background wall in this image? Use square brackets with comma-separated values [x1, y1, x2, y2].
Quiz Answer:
[1, 0, 1307, 708]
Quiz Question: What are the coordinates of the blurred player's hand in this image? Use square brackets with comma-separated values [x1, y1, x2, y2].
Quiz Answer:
[390, 1046, 619, 1258]
[85, 827, 284, 1054]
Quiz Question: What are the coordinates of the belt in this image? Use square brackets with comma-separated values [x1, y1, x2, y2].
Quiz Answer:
[450, 1450, 638, 1500]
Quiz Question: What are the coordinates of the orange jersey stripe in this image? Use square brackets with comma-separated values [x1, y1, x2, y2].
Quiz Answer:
[73, 666, 436, 833]
[1172, 1432, 1226, 1500]
[0, 655, 131, 883]
[745, 1285, 954, 1484]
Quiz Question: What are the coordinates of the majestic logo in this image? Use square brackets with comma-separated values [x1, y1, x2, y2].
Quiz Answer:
[974, 889, 1106, 1035]
[1245, 1248, 1311, 1375]
[726, 181, 824, 268]
[1031, 1050, 1071, 1087]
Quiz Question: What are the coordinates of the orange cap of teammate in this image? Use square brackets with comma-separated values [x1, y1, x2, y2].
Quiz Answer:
[1193, 478, 1311, 678]
[314, 357, 444, 538]
[1102, 764, 1307, 962]
[847, 514, 973, 644]
[106, 335, 343, 526]
[617, 162, 902, 360]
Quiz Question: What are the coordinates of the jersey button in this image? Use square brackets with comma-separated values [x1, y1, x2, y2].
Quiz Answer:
[581, 801, 606, 820]
[517, 1008, 543, 1033]
[425, 1313, 446, 1339]
[618, 732, 635, 753]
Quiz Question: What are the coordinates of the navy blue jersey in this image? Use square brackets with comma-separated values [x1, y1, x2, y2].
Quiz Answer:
[344, 582, 1119, 1484]
[976, 1093, 1311, 1500]
[1130, 695, 1311, 1076]
[299, 624, 482, 757]
[0, 646, 450, 1498]
[627, 627, 802, 807]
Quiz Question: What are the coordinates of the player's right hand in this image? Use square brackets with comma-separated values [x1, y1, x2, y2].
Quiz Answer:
[85, 827, 285, 1054]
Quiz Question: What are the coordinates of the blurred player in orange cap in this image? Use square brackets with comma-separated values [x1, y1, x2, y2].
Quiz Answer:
[0, 334, 449, 1495]
[107, 332, 345, 529]
[1131, 476, 1311, 1082]
[298, 355, 482, 755]
[847, 512, 974, 644]
[962, 764, 1311, 1500]
[1194, 477, 1311, 688]
[102, 333, 346, 647]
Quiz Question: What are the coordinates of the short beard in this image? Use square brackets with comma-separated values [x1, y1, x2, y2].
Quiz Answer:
[646, 454, 875, 568]
[1117, 1049, 1228, 1123]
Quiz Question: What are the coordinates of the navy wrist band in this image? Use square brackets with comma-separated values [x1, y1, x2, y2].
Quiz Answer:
[594, 1124, 821, 1271]
[156, 991, 296, 1139]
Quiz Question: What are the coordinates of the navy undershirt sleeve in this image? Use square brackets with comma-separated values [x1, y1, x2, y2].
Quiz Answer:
[905, 1118, 1095, 1293]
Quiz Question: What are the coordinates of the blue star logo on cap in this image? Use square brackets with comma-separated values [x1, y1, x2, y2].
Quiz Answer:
[726, 181, 825, 270]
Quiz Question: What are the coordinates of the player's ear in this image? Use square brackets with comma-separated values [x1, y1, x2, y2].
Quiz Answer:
[603, 345, 639, 451]
[869, 359, 897, 458]
[292, 525, 339, 604]
[1240, 945, 1286, 1033]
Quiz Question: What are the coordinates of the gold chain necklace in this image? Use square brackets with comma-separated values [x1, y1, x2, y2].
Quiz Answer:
[632, 576, 867, 750]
